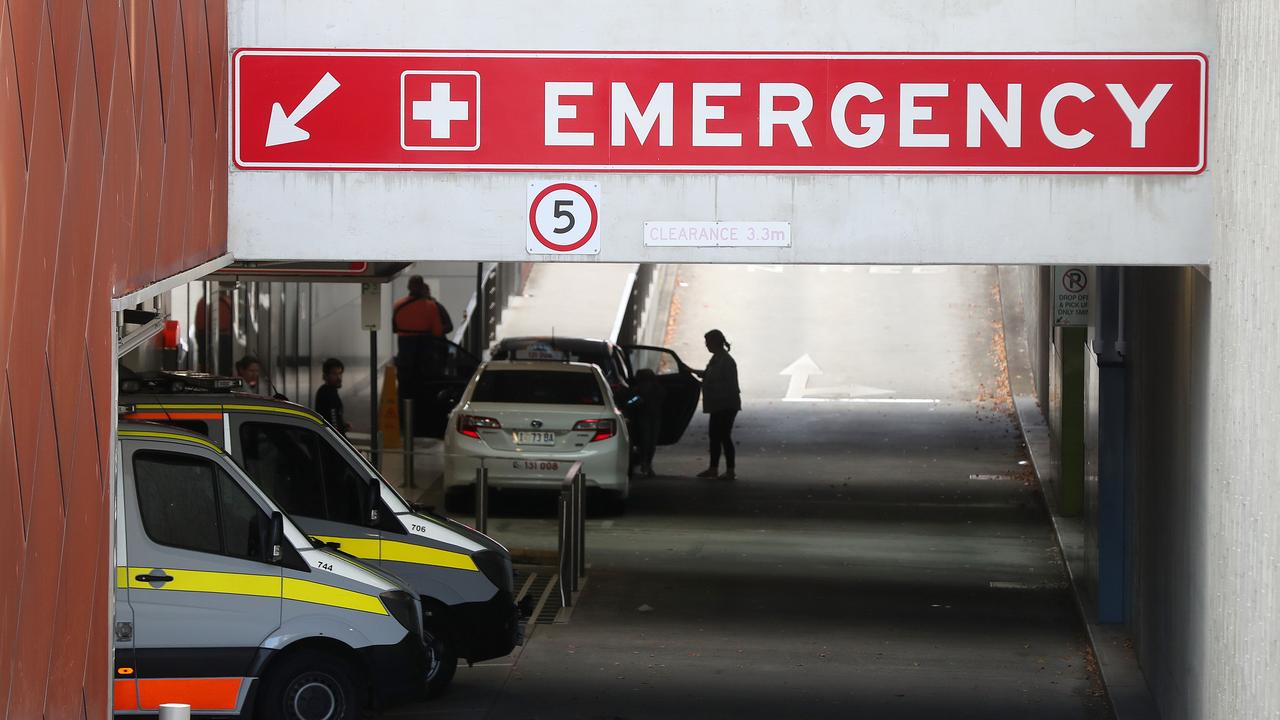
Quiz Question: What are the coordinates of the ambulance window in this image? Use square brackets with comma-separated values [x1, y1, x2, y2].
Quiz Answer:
[239, 423, 327, 519]
[239, 422, 365, 525]
[134, 452, 221, 554]
[218, 472, 266, 560]
[134, 450, 266, 560]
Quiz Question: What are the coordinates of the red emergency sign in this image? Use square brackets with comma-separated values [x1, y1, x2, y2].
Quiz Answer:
[232, 51, 1207, 174]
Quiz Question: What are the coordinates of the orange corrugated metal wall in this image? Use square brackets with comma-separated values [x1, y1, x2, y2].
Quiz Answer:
[0, 0, 228, 717]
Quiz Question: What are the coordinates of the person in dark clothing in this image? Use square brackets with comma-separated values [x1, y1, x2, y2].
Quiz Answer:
[315, 357, 350, 434]
[692, 329, 740, 480]
[235, 355, 265, 395]
[626, 368, 667, 477]
[393, 275, 450, 398]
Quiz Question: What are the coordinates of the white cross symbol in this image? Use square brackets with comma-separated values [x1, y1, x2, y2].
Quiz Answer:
[411, 82, 470, 139]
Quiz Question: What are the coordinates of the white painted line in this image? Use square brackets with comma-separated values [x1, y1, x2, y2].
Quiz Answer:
[781, 397, 939, 404]
[989, 581, 1035, 590]
[989, 580, 1068, 590]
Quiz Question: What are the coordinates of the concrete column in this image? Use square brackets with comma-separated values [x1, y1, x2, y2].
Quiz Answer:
[1207, 1, 1280, 717]
[1057, 326, 1087, 516]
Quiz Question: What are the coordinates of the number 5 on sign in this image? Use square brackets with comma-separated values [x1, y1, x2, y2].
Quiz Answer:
[527, 180, 602, 255]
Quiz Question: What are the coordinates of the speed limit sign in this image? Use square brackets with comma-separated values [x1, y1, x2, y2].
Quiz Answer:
[527, 181, 601, 255]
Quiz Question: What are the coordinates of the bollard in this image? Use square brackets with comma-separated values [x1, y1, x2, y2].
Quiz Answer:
[403, 398, 416, 489]
[570, 474, 586, 591]
[158, 704, 191, 720]
[474, 463, 489, 534]
[575, 470, 586, 580]
[557, 488, 572, 607]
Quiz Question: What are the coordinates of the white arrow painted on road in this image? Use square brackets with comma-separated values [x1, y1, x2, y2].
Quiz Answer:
[780, 353, 823, 400]
[804, 382, 897, 398]
[780, 353, 899, 401]
[265, 72, 341, 147]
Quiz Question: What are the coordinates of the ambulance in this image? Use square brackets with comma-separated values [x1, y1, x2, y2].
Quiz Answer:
[119, 372, 523, 695]
[114, 423, 427, 718]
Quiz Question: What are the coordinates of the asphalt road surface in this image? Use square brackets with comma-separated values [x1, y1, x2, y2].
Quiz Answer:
[391, 264, 1109, 720]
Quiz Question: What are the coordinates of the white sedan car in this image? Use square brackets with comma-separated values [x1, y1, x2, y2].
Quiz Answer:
[443, 360, 631, 509]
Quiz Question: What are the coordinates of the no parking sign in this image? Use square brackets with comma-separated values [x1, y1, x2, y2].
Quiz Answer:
[1053, 266, 1092, 326]
[527, 181, 601, 255]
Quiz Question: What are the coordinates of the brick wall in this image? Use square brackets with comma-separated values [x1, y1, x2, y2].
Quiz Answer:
[0, 1, 227, 717]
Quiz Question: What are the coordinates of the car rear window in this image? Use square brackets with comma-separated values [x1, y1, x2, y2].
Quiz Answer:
[494, 343, 618, 381]
[472, 370, 604, 405]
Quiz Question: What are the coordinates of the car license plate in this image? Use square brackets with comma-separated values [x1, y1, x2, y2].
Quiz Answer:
[516, 431, 556, 446]
[514, 460, 561, 472]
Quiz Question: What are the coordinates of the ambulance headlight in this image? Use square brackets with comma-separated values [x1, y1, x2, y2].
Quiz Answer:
[380, 590, 422, 638]
[472, 550, 513, 595]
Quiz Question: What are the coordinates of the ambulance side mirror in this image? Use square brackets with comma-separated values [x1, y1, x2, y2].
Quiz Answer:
[267, 511, 284, 563]
[366, 481, 382, 526]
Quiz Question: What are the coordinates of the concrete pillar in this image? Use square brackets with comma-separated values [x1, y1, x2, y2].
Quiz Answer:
[1207, 1, 1280, 717]
[1057, 326, 1087, 516]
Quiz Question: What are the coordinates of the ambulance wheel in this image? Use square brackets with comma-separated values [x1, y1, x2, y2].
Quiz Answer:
[258, 652, 362, 720]
[423, 620, 458, 697]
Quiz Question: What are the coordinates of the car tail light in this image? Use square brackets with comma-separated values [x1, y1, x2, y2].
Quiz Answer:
[458, 415, 501, 439]
[573, 419, 616, 442]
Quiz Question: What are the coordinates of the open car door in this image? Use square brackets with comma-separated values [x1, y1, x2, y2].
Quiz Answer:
[403, 337, 481, 437]
[624, 345, 701, 445]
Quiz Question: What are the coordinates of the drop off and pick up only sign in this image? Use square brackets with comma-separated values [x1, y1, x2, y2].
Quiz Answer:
[233, 51, 1207, 174]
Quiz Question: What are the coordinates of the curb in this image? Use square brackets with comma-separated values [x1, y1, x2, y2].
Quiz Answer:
[997, 268, 1160, 720]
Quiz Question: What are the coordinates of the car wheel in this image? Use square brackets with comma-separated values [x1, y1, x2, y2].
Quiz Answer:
[423, 620, 459, 697]
[257, 651, 362, 720]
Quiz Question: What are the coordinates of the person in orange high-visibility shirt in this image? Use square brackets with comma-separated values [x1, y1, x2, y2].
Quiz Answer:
[393, 275, 445, 408]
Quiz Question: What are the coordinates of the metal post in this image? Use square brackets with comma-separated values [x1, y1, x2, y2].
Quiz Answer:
[575, 470, 586, 580]
[473, 263, 485, 357]
[207, 282, 219, 373]
[557, 488, 571, 607]
[403, 398, 415, 489]
[369, 330, 379, 468]
[158, 704, 191, 720]
[474, 462, 488, 534]
[566, 478, 580, 594]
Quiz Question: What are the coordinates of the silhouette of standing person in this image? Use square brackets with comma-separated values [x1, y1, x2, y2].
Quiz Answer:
[626, 368, 667, 477]
[393, 276, 445, 403]
[315, 357, 350, 435]
[693, 329, 740, 480]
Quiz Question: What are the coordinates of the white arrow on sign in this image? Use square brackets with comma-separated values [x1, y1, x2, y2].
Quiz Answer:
[780, 353, 823, 400]
[265, 72, 341, 147]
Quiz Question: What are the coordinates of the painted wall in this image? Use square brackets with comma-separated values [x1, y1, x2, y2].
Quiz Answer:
[227, 0, 1213, 265]
[0, 0, 229, 717]
[999, 266, 1050, 411]
[1206, 1, 1280, 717]
[1123, 267, 1212, 720]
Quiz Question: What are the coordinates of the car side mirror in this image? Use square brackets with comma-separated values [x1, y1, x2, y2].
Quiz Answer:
[366, 481, 382, 526]
[267, 511, 284, 563]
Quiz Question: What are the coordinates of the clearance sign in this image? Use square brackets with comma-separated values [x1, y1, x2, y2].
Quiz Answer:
[233, 51, 1207, 174]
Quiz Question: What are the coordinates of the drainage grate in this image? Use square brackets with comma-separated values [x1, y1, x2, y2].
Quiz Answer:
[513, 564, 561, 626]
[535, 581, 562, 625]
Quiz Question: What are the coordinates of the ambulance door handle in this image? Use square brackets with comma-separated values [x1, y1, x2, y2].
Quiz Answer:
[136, 573, 173, 584]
